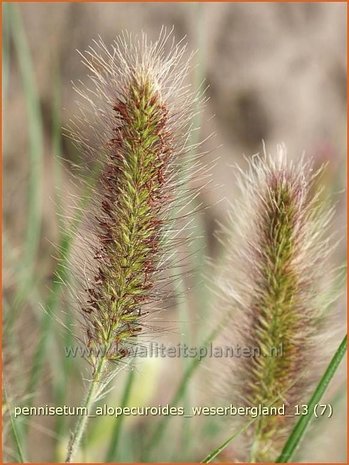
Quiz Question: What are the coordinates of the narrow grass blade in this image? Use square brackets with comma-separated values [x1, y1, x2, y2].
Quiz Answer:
[49, 63, 77, 456]
[105, 367, 136, 461]
[4, 385, 26, 462]
[276, 334, 347, 463]
[8, 4, 44, 309]
[26, 232, 73, 396]
[24, 158, 100, 406]
[51, 63, 64, 226]
[53, 312, 74, 461]
[201, 389, 291, 463]
[201, 417, 256, 463]
[174, 277, 192, 461]
[143, 319, 225, 459]
[26, 205, 87, 398]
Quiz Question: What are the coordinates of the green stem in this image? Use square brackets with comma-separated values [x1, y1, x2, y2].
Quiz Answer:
[65, 356, 106, 463]
[276, 334, 347, 463]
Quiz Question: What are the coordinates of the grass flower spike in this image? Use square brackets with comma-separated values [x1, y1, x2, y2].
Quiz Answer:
[217, 145, 335, 462]
[65, 30, 201, 462]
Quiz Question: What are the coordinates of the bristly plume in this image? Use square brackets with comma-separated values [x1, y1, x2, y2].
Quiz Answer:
[64, 29, 205, 462]
[70, 29, 203, 370]
[215, 144, 336, 462]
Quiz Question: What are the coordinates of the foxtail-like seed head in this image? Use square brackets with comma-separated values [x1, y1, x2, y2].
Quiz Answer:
[68, 29, 203, 373]
[215, 144, 337, 462]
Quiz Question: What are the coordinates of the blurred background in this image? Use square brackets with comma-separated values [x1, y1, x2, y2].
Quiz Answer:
[3, 2, 346, 462]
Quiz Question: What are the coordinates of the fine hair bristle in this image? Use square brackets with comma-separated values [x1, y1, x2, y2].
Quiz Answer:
[63, 29, 208, 463]
[66, 28, 205, 375]
[214, 144, 337, 462]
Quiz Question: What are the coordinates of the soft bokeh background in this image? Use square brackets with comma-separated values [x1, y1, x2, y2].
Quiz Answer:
[3, 2, 346, 462]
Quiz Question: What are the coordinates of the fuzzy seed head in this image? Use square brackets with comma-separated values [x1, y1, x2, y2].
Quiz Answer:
[69, 29, 202, 372]
[216, 144, 336, 462]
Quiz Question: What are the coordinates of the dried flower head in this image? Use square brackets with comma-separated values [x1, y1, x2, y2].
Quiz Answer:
[68, 29, 203, 374]
[215, 144, 336, 462]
